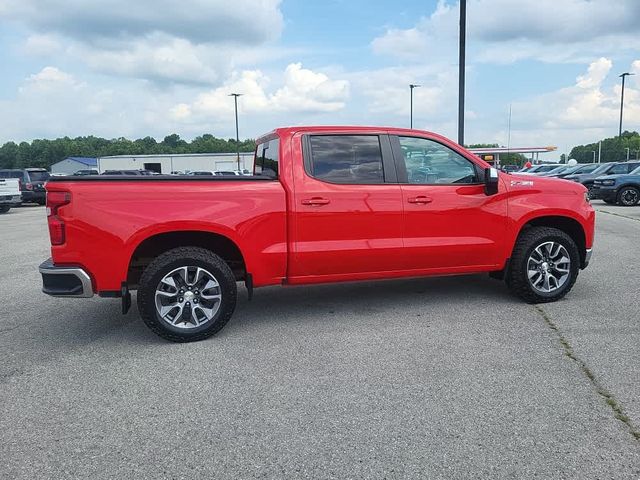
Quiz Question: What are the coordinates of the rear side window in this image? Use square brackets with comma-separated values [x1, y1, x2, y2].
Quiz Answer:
[307, 135, 384, 184]
[0, 170, 23, 179]
[255, 138, 279, 178]
[27, 171, 50, 181]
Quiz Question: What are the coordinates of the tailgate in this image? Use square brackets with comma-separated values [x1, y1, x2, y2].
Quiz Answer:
[0, 178, 20, 196]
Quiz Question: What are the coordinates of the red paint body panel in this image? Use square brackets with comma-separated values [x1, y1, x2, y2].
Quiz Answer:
[46, 126, 595, 294]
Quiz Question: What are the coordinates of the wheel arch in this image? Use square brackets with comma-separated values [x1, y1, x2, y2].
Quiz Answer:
[515, 215, 587, 267]
[127, 230, 247, 288]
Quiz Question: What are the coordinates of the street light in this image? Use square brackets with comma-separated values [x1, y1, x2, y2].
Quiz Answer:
[409, 84, 421, 129]
[592, 151, 596, 162]
[618, 72, 635, 137]
[229, 93, 243, 171]
[458, 0, 467, 145]
[625, 147, 630, 161]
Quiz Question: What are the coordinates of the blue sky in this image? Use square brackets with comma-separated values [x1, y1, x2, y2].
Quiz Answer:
[0, 0, 639, 157]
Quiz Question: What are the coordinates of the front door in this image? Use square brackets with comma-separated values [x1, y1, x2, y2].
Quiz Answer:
[391, 135, 507, 271]
[289, 133, 405, 281]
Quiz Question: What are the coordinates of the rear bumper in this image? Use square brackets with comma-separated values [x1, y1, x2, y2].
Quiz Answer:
[39, 258, 94, 298]
[0, 194, 22, 206]
[22, 191, 45, 202]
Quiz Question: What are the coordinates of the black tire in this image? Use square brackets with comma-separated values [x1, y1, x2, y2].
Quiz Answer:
[507, 226, 580, 303]
[0, 206, 10, 214]
[617, 186, 640, 206]
[137, 247, 237, 342]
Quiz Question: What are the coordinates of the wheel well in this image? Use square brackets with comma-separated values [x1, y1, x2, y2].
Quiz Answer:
[521, 216, 586, 265]
[127, 231, 246, 288]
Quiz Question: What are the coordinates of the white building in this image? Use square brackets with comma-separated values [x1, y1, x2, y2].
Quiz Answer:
[97, 152, 254, 174]
[51, 157, 98, 175]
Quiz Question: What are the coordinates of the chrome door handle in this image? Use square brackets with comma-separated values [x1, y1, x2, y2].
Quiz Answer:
[407, 196, 433, 204]
[301, 197, 331, 206]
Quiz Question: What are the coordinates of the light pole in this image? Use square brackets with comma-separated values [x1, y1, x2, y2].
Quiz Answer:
[458, 0, 467, 145]
[409, 84, 420, 129]
[619, 72, 635, 137]
[625, 147, 630, 161]
[592, 151, 596, 163]
[229, 93, 242, 170]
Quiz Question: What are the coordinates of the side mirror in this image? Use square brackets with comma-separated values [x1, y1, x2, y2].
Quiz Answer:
[484, 167, 499, 196]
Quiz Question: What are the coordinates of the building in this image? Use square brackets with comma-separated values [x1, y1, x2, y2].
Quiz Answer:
[97, 152, 254, 174]
[50, 157, 98, 175]
[467, 146, 558, 166]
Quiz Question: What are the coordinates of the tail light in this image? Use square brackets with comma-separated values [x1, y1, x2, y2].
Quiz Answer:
[47, 191, 71, 245]
[18, 178, 22, 190]
[26, 182, 33, 190]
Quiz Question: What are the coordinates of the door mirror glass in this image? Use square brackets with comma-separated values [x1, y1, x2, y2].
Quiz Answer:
[485, 167, 499, 195]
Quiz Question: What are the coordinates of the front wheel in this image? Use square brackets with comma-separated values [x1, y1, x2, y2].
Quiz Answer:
[137, 247, 237, 342]
[617, 187, 640, 206]
[507, 227, 580, 303]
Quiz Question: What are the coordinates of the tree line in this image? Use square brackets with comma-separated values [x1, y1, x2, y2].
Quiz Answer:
[0, 134, 256, 170]
[569, 131, 640, 163]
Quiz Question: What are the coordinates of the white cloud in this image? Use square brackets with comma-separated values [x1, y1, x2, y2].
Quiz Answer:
[172, 63, 350, 124]
[3, 0, 284, 85]
[372, 0, 640, 64]
[468, 58, 640, 154]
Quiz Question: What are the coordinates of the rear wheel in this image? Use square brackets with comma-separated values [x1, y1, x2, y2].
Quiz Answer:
[617, 187, 640, 206]
[137, 247, 237, 342]
[0, 206, 10, 214]
[585, 183, 595, 199]
[507, 227, 580, 303]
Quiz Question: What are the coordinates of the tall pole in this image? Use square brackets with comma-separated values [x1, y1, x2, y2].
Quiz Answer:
[592, 151, 596, 163]
[619, 73, 634, 137]
[229, 93, 242, 170]
[626, 147, 630, 161]
[409, 84, 420, 129]
[598, 141, 602, 163]
[458, 0, 466, 145]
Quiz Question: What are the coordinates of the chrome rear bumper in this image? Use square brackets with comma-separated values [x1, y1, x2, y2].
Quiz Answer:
[39, 258, 94, 298]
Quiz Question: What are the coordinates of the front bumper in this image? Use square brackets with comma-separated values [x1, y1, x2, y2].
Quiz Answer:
[39, 258, 94, 298]
[590, 185, 617, 201]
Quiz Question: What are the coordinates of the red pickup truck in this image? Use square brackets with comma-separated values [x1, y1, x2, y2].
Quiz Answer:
[40, 126, 595, 342]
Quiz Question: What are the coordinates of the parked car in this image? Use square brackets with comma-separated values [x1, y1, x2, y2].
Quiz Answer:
[102, 170, 152, 175]
[500, 165, 521, 173]
[73, 169, 99, 176]
[517, 164, 562, 175]
[548, 163, 598, 179]
[214, 171, 240, 176]
[187, 171, 216, 176]
[591, 165, 640, 206]
[0, 178, 22, 213]
[40, 126, 595, 342]
[565, 161, 640, 198]
[0, 168, 50, 204]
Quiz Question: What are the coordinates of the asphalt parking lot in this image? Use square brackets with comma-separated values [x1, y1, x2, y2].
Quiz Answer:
[1, 203, 639, 479]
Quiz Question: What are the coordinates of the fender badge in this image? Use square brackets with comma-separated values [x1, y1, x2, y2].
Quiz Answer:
[510, 180, 534, 187]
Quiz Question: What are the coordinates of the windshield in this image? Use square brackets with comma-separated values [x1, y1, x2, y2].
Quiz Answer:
[590, 163, 611, 175]
[546, 166, 566, 174]
[631, 166, 640, 175]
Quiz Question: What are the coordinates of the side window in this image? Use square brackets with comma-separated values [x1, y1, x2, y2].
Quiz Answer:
[609, 164, 628, 174]
[398, 136, 479, 184]
[307, 135, 384, 184]
[254, 138, 279, 178]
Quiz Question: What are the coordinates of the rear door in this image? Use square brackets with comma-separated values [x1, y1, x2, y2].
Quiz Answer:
[288, 133, 405, 280]
[391, 135, 508, 271]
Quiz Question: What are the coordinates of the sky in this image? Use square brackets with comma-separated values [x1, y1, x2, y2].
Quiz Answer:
[0, 0, 639, 157]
